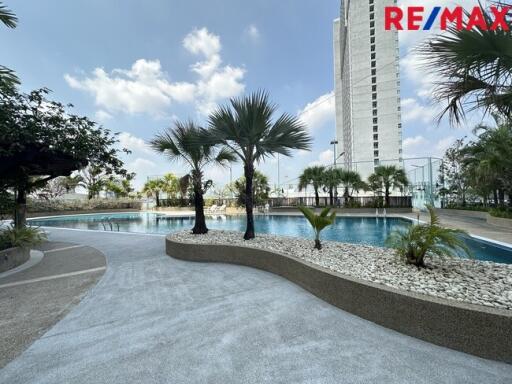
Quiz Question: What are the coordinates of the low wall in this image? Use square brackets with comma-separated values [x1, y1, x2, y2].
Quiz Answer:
[487, 214, 512, 229]
[0, 247, 30, 273]
[166, 237, 512, 364]
[27, 208, 141, 218]
[271, 207, 412, 214]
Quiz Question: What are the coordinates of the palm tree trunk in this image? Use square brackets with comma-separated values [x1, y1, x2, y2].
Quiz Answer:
[244, 163, 255, 240]
[385, 187, 390, 208]
[329, 188, 333, 206]
[192, 181, 208, 234]
[314, 187, 319, 207]
[14, 187, 27, 229]
[155, 192, 160, 207]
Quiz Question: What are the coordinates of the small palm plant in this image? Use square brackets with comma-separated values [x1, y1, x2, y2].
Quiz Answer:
[298, 206, 336, 250]
[386, 205, 471, 268]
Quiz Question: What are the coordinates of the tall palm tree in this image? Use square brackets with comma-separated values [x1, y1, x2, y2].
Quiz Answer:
[417, 2, 512, 125]
[321, 168, 342, 206]
[339, 170, 365, 200]
[0, 2, 19, 91]
[151, 121, 235, 234]
[207, 91, 312, 239]
[142, 179, 164, 207]
[368, 165, 408, 208]
[298, 166, 325, 207]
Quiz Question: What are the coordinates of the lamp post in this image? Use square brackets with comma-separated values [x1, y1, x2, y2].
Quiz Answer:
[330, 140, 338, 168]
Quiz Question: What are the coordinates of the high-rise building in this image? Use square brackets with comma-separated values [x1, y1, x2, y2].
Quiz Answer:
[333, 0, 402, 179]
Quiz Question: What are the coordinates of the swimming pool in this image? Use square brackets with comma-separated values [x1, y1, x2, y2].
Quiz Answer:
[29, 212, 512, 264]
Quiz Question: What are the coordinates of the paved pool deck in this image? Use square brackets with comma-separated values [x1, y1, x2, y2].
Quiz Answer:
[0, 228, 511, 383]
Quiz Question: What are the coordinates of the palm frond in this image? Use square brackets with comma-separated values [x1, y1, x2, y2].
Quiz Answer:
[0, 3, 17, 28]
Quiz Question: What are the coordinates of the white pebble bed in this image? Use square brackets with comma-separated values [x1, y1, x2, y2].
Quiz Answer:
[171, 230, 512, 311]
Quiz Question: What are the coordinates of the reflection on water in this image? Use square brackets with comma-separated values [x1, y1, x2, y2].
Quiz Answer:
[30, 212, 512, 264]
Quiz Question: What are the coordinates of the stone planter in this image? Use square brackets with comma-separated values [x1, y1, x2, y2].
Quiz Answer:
[0, 247, 30, 273]
[166, 236, 512, 364]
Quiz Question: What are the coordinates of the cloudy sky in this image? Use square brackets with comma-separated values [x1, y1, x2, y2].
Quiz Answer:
[2, 0, 486, 190]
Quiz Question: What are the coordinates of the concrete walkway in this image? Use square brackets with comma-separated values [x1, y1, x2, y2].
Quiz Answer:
[0, 228, 511, 383]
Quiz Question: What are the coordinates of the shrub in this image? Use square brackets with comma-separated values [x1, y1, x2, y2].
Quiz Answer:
[386, 205, 471, 268]
[489, 208, 512, 219]
[26, 198, 142, 213]
[0, 225, 47, 251]
[298, 206, 336, 250]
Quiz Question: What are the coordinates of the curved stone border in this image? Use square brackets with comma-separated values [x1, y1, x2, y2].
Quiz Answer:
[166, 236, 512, 364]
[0, 247, 30, 273]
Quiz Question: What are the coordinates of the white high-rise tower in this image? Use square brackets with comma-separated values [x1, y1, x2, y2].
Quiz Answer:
[333, 0, 402, 179]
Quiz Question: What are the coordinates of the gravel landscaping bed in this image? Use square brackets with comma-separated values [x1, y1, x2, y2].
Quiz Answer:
[171, 230, 512, 310]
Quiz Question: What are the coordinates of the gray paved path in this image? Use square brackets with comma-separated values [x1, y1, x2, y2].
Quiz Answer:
[1, 228, 511, 383]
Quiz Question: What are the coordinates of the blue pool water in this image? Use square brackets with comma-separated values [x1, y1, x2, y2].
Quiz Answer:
[29, 212, 512, 264]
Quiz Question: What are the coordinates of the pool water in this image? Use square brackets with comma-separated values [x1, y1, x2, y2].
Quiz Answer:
[29, 212, 512, 264]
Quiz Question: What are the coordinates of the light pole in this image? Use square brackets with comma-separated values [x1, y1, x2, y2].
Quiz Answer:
[330, 140, 338, 168]
[277, 153, 280, 194]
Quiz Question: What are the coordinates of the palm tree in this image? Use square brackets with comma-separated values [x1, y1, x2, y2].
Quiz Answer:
[386, 205, 471, 268]
[417, 2, 512, 125]
[207, 91, 312, 239]
[321, 168, 342, 206]
[0, 2, 20, 91]
[339, 170, 365, 201]
[368, 165, 408, 208]
[142, 178, 164, 207]
[298, 166, 325, 207]
[150, 121, 235, 234]
[298, 206, 336, 250]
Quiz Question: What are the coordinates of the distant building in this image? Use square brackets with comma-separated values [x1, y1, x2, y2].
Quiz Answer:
[333, 0, 402, 179]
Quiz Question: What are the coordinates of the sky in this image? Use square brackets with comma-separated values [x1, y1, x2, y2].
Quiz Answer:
[1, 0, 487, 192]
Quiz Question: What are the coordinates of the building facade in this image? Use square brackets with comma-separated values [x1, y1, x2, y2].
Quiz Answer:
[333, 0, 402, 179]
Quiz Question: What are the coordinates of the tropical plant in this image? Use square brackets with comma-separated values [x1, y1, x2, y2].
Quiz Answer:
[417, 2, 512, 124]
[150, 120, 235, 234]
[0, 224, 47, 251]
[0, 88, 128, 228]
[0, 2, 19, 92]
[79, 166, 109, 200]
[339, 169, 366, 202]
[234, 171, 270, 207]
[142, 178, 165, 207]
[161, 173, 180, 199]
[367, 165, 408, 208]
[298, 166, 325, 207]
[298, 206, 336, 250]
[207, 91, 312, 239]
[321, 168, 342, 206]
[386, 205, 471, 268]
[105, 173, 135, 198]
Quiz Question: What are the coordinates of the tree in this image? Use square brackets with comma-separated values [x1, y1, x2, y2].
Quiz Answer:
[105, 173, 135, 198]
[386, 205, 471, 268]
[35, 177, 66, 200]
[59, 175, 83, 194]
[142, 179, 165, 207]
[234, 171, 270, 207]
[298, 206, 336, 250]
[298, 166, 325, 207]
[440, 138, 471, 206]
[79, 166, 109, 200]
[0, 2, 19, 92]
[150, 121, 235, 234]
[368, 165, 408, 208]
[207, 91, 312, 239]
[0, 88, 127, 228]
[161, 173, 180, 200]
[321, 168, 342, 206]
[417, 2, 512, 125]
[339, 169, 365, 201]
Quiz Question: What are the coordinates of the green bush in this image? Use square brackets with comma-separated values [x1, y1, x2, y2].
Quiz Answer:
[489, 208, 512, 219]
[386, 205, 472, 268]
[344, 199, 362, 208]
[26, 198, 142, 213]
[0, 225, 47, 251]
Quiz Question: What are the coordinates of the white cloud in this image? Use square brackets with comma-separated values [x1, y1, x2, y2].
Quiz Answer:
[435, 136, 456, 155]
[401, 97, 438, 124]
[309, 149, 333, 166]
[403, 135, 429, 157]
[244, 24, 260, 42]
[95, 110, 112, 121]
[65, 27, 245, 118]
[298, 91, 335, 132]
[118, 132, 152, 154]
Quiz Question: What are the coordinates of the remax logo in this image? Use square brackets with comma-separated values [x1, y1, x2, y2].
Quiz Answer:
[384, 6, 511, 31]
